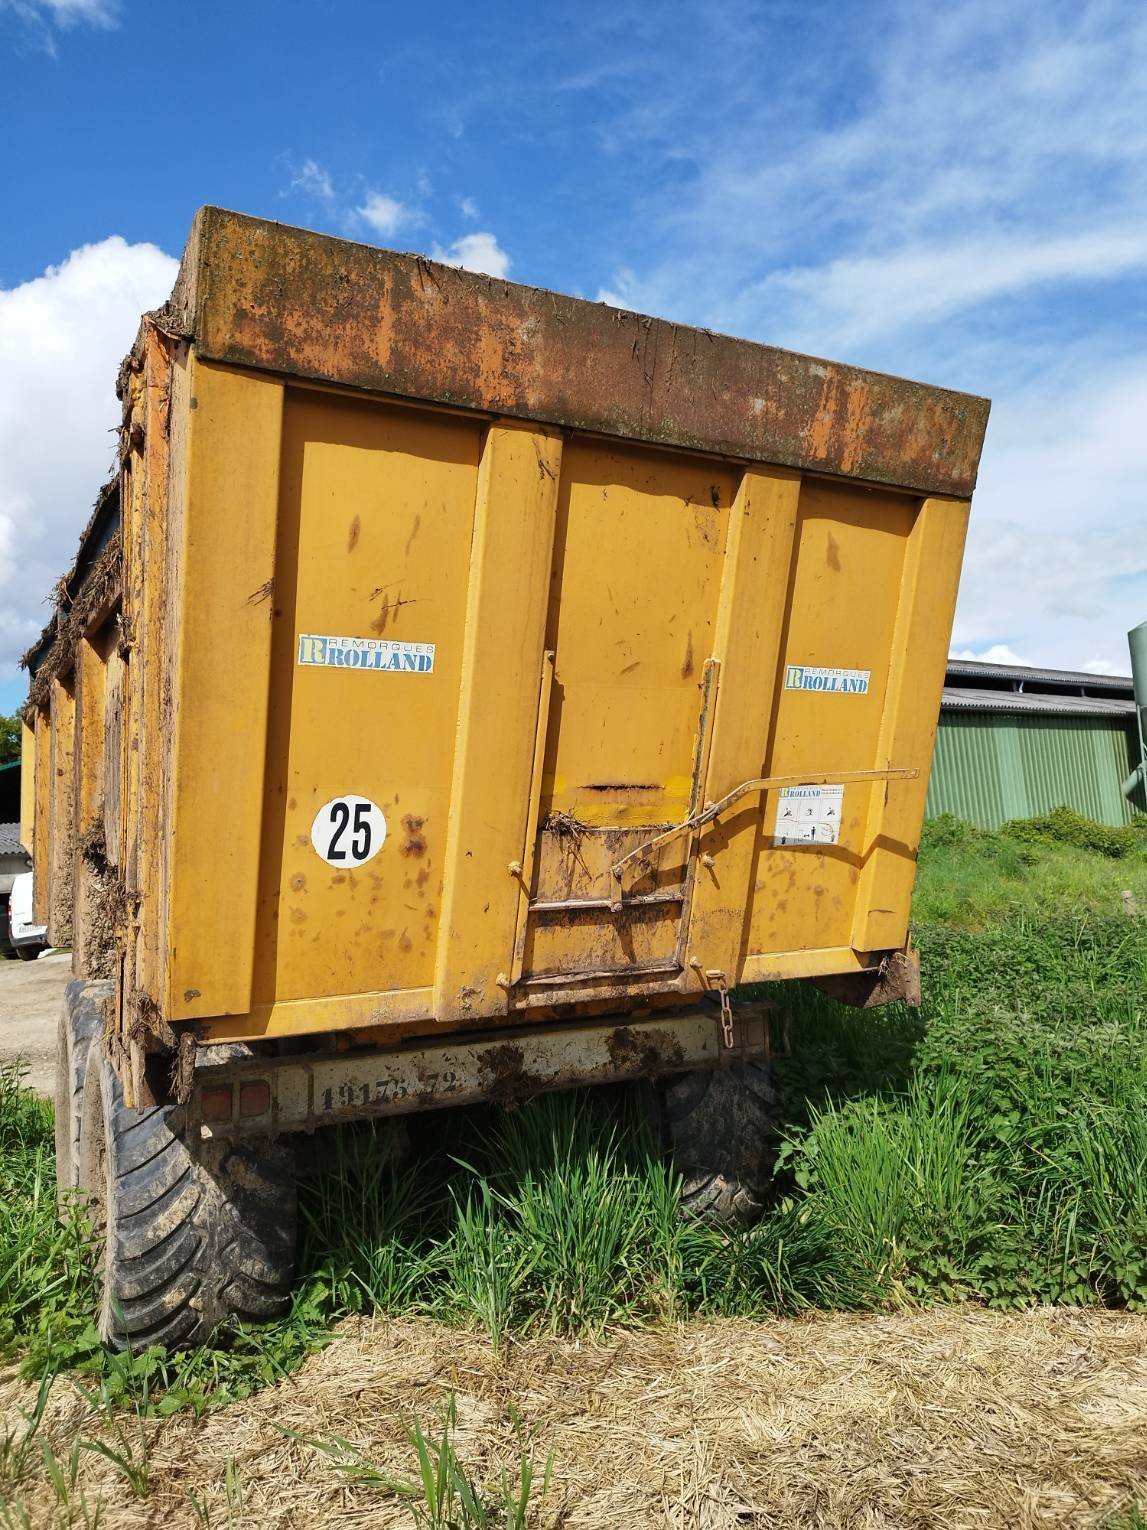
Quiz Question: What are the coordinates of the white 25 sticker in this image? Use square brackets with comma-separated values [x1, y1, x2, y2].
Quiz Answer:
[311, 796, 387, 867]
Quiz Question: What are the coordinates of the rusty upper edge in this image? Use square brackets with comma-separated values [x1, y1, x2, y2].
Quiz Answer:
[166, 206, 990, 499]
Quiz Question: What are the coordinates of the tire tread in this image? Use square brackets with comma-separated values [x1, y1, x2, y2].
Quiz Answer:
[79, 1043, 296, 1352]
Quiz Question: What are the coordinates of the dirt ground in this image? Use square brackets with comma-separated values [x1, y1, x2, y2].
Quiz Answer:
[2, 1306, 1146, 1528]
[0, 949, 70, 1097]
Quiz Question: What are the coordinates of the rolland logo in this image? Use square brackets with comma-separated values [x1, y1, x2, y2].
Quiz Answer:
[297, 633, 436, 674]
[785, 664, 869, 695]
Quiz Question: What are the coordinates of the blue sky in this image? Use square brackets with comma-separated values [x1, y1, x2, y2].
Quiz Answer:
[1, 0, 1145, 714]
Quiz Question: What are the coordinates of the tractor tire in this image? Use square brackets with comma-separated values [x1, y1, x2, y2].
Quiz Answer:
[77, 1040, 296, 1352]
[54, 978, 113, 1202]
[663, 1060, 775, 1230]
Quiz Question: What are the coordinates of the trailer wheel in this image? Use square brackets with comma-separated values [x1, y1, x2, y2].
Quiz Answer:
[663, 1061, 775, 1229]
[54, 979, 113, 1201]
[77, 1041, 296, 1352]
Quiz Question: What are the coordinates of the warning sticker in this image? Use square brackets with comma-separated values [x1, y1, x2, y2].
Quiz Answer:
[298, 633, 435, 674]
[773, 784, 844, 847]
[784, 664, 870, 695]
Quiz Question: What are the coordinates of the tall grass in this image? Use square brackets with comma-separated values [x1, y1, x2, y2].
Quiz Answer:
[293, 1391, 553, 1529]
[0, 1068, 96, 1363]
[296, 900, 1147, 1323]
[1, 812, 1146, 1409]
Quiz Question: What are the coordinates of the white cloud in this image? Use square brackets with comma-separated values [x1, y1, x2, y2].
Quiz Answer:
[3, 0, 116, 21]
[0, 237, 178, 682]
[1082, 658, 1132, 676]
[457, 196, 479, 222]
[355, 191, 411, 240]
[597, 3, 1147, 344]
[1, 0, 116, 50]
[948, 362, 1147, 676]
[33, 0, 113, 17]
[287, 157, 334, 203]
[432, 232, 511, 279]
[596, 267, 639, 309]
[951, 645, 1032, 668]
[578, 1, 1147, 674]
[757, 226, 1147, 351]
[283, 162, 414, 243]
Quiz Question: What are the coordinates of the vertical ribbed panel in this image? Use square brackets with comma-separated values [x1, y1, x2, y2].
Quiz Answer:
[926, 713, 1138, 828]
[926, 715, 1007, 827]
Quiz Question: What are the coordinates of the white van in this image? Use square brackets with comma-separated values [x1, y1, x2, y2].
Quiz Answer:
[8, 872, 47, 960]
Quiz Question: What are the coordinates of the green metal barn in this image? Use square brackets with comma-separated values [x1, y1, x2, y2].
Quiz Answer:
[927, 660, 1143, 829]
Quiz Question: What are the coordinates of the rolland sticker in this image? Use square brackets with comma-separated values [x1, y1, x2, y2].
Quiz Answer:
[298, 633, 435, 674]
[784, 664, 870, 694]
[773, 784, 844, 847]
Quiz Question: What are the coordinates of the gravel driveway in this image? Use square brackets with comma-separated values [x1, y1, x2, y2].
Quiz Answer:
[0, 951, 70, 1098]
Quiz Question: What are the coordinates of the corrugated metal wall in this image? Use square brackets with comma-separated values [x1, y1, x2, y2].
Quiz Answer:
[926, 713, 1140, 828]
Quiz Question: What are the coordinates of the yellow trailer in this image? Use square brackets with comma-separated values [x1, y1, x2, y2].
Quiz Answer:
[24, 208, 988, 1349]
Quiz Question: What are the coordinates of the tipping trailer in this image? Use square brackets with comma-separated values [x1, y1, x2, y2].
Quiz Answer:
[23, 209, 989, 1350]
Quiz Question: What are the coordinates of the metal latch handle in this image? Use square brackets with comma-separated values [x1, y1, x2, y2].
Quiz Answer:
[610, 764, 919, 884]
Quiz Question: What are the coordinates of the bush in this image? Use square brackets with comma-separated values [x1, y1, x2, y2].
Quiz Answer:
[1002, 805, 1147, 859]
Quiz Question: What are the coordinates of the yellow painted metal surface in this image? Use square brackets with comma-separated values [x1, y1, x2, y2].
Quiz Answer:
[166, 359, 284, 1021]
[248, 387, 481, 1023]
[24, 217, 981, 1050]
[47, 677, 76, 947]
[137, 373, 970, 1042]
[432, 424, 562, 1025]
[746, 481, 917, 963]
[32, 709, 51, 926]
[19, 720, 34, 859]
[72, 628, 110, 973]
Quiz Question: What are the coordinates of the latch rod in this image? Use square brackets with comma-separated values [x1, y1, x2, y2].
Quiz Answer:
[609, 765, 919, 883]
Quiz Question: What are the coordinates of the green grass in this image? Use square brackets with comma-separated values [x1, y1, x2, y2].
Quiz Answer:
[290, 1391, 553, 1529]
[1, 807, 1146, 1413]
[913, 807, 1147, 926]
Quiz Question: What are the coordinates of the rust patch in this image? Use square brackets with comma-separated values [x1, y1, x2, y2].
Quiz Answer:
[583, 782, 659, 792]
[477, 1042, 536, 1108]
[247, 578, 274, 606]
[605, 1024, 685, 1077]
[171, 1031, 197, 1106]
[347, 514, 361, 552]
[813, 947, 921, 1010]
[370, 593, 417, 634]
[399, 813, 427, 858]
[172, 208, 989, 500]
[826, 532, 841, 572]
[682, 630, 694, 680]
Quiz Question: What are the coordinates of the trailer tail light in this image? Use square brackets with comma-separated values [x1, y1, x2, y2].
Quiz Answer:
[200, 1085, 233, 1122]
[239, 1081, 271, 1118]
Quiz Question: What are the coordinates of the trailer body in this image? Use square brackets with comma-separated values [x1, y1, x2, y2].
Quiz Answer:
[25, 207, 986, 1128]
